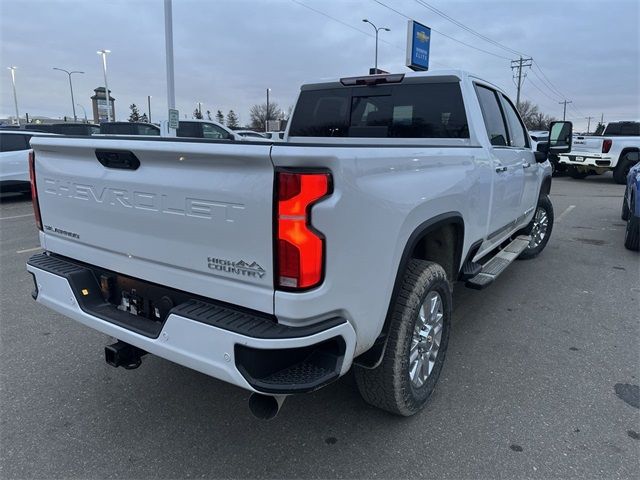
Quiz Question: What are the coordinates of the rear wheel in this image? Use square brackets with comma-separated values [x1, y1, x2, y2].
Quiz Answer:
[622, 188, 630, 221]
[519, 194, 554, 260]
[614, 155, 637, 185]
[354, 260, 451, 416]
[624, 196, 639, 251]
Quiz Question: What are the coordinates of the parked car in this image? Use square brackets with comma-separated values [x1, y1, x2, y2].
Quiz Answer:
[23, 123, 100, 136]
[99, 122, 160, 136]
[234, 129, 267, 139]
[174, 120, 238, 140]
[26, 70, 572, 418]
[621, 161, 640, 250]
[265, 131, 285, 140]
[559, 121, 640, 183]
[528, 130, 548, 150]
[0, 130, 54, 193]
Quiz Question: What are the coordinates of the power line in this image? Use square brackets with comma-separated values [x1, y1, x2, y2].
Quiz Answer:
[372, 0, 511, 60]
[527, 77, 561, 103]
[290, 0, 451, 68]
[413, 0, 528, 58]
[532, 60, 566, 99]
[291, 0, 385, 44]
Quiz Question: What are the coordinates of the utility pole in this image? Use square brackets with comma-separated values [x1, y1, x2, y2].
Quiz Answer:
[559, 100, 572, 121]
[510, 56, 532, 109]
[147, 95, 152, 123]
[585, 116, 594, 134]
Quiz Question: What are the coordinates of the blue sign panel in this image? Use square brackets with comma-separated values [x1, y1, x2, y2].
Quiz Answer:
[406, 20, 431, 71]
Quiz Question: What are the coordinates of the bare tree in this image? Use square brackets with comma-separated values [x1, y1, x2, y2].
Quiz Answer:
[249, 102, 283, 130]
[517, 100, 557, 131]
[206, 110, 212, 121]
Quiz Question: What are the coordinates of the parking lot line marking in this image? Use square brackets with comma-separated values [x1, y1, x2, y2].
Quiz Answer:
[557, 205, 576, 223]
[16, 246, 42, 254]
[0, 213, 33, 220]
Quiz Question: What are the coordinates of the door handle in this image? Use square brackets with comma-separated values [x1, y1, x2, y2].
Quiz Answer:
[522, 161, 531, 169]
[495, 166, 508, 173]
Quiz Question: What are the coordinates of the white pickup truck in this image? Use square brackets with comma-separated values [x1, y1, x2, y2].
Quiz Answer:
[26, 70, 572, 418]
[559, 121, 639, 183]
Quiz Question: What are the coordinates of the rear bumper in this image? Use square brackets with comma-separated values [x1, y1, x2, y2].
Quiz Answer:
[27, 253, 356, 394]
[559, 153, 613, 168]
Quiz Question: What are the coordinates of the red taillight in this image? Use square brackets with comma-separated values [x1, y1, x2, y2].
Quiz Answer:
[602, 139, 612, 153]
[276, 171, 330, 290]
[28, 151, 42, 231]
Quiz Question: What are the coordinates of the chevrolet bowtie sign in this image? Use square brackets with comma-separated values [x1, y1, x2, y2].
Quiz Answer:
[406, 20, 431, 71]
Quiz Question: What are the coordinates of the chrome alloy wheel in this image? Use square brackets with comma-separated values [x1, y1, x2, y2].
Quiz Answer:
[409, 291, 444, 388]
[529, 206, 549, 249]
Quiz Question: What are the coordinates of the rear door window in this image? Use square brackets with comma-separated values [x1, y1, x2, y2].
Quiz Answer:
[475, 85, 508, 146]
[500, 94, 528, 148]
[289, 82, 469, 138]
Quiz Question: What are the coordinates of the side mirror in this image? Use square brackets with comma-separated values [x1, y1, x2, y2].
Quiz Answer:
[548, 121, 572, 154]
[535, 141, 549, 163]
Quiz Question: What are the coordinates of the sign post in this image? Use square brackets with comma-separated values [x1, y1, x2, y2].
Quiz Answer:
[406, 20, 431, 71]
[168, 108, 179, 131]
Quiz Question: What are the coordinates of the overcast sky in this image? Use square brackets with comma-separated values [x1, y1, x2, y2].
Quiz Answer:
[1, 0, 638, 131]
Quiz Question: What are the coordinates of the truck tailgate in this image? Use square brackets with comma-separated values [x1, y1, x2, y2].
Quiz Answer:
[30, 137, 275, 314]
[572, 136, 604, 153]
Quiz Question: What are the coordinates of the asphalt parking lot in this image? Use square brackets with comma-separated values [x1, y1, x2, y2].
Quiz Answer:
[1, 174, 638, 479]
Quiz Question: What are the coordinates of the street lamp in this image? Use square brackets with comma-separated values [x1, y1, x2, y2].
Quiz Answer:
[266, 88, 271, 132]
[7, 66, 20, 126]
[362, 19, 390, 73]
[53, 67, 84, 122]
[96, 49, 113, 121]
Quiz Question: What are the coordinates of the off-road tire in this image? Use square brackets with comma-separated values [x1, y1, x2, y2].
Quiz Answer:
[354, 260, 451, 416]
[624, 196, 639, 251]
[519, 194, 554, 260]
[622, 188, 630, 221]
[614, 155, 636, 185]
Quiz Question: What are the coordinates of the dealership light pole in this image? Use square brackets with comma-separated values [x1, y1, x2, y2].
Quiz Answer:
[164, 0, 176, 136]
[96, 49, 113, 121]
[265, 88, 271, 132]
[362, 19, 390, 72]
[147, 95, 152, 123]
[7, 66, 20, 126]
[53, 67, 84, 122]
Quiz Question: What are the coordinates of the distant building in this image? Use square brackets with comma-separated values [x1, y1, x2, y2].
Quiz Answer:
[91, 87, 115, 123]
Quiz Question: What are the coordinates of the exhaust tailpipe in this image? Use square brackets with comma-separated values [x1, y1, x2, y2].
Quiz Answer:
[248, 393, 286, 420]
